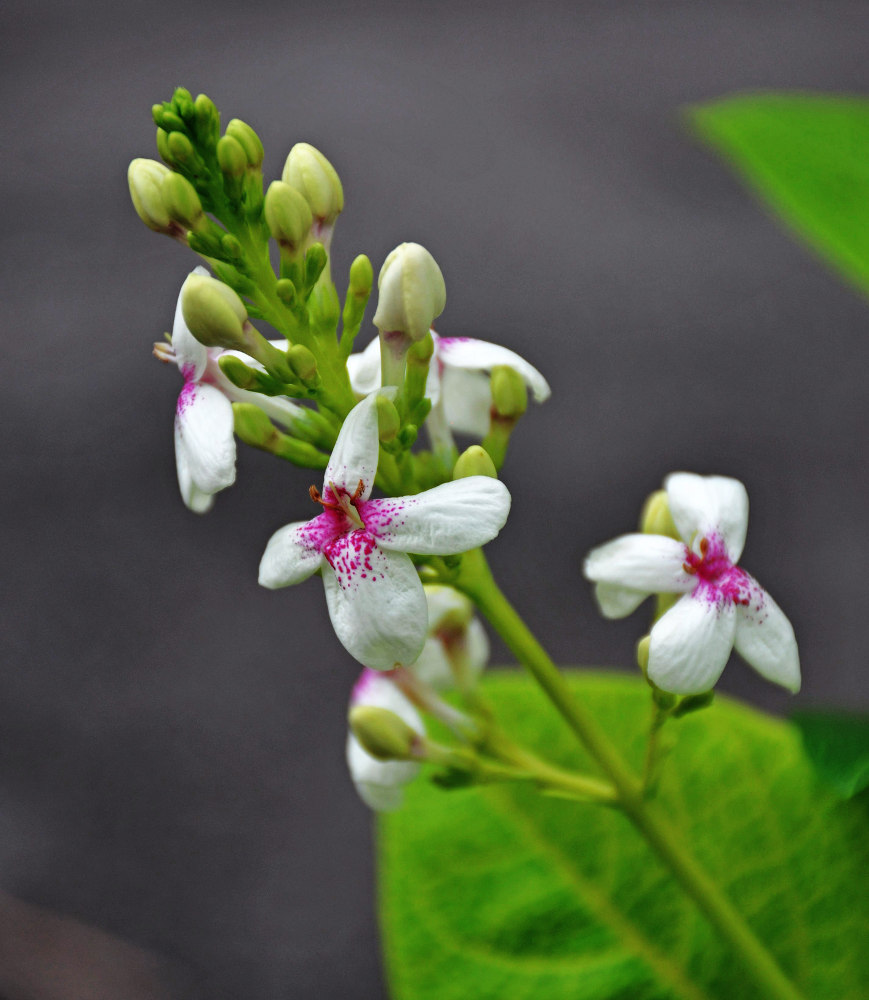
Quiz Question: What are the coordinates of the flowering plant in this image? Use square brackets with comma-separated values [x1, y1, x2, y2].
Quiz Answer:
[129, 89, 867, 1000]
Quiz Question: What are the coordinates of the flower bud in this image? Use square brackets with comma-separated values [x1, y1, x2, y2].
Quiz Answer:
[640, 489, 679, 539]
[376, 395, 401, 443]
[128, 159, 172, 232]
[349, 705, 420, 762]
[373, 243, 446, 343]
[161, 171, 204, 230]
[491, 365, 528, 420]
[217, 135, 247, 178]
[180, 273, 248, 350]
[264, 181, 313, 254]
[167, 131, 194, 164]
[232, 403, 276, 449]
[282, 142, 344, 224]
[225, 119, 264, 168]
[288, 344, 318, 383]
[348, 254, 374, 300]
[453, 445, 497, 480]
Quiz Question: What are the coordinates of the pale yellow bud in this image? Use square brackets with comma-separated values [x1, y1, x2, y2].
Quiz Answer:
[282, 142, 344, 224]
[373, 243, 446, 343]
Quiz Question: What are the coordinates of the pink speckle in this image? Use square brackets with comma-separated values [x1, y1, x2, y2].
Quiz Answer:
[685, 533, 764, 615]
[176, 381, 199, 417]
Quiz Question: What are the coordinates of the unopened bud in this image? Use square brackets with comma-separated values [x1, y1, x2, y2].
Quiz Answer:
[304, 243, 328, 290]
[636, 635, 651, 676]
[282, 143, 344, 224]
[232, 403, 276, 449]
[265, 181, 313, 254]
[348, 254, 374, 299]
[373, 243, 446, 343]
[276, 278, 296, 306]
[453, 446, 497, 480]
[491, 366, 528, 420]
[192, 93, 219, 147]
[217, 135, 247, 178]
[225, 119, 264, 168]
[640, 490, 679, 539]
[376, 396, 401, 443]
[166, 131, 194, 164]
[128, 159, 172, 231]
[180, 273, 248, 350]
[172, 87, 194, 122]
[349, 706, 420, 762]
[162, 171, 204, 229]
[288, 344, 318, 383]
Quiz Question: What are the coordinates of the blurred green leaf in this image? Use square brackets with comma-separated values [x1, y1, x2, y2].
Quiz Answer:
[378, 672, 869, 999]
[689, 93, 869, 296]
[792, 709, 869, 799]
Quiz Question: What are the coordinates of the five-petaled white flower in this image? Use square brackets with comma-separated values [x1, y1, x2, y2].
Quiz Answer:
[346, 668, 425, 812]
[158, 268, 303, 513]
[584, 473, 800, 694]
[258, 391, 511, 669]
[346, 332, 550, 436]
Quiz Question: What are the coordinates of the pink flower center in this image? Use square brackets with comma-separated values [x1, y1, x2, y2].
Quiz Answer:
[683, 534, 751, 606]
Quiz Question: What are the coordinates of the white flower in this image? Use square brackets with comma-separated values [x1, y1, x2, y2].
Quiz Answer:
[584, 473, 800, 694]
[258, 391, 511, 669]
[411, 585, 489, 691]
[346, 669, 424, 811]
[158, 268, 304, 513]
[346, 331, 551, 436]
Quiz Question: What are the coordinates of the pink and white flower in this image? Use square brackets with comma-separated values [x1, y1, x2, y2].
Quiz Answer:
[157, 269, 304, 513]
[346, 669, 425, 812]
[584, 473, 800, 694]
[346, 331, 550, 436]
[258, 391, 511, 669]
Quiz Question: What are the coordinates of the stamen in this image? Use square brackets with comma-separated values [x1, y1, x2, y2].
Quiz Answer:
[153, 341, 175, 363]
[683, 561, 697, 575]
[351, 479, 365, 501]
[699, 536, 709, 558]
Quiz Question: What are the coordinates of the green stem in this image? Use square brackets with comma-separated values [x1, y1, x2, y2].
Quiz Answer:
[642, 700, 670, 796]
[455, 548, 804, 1000]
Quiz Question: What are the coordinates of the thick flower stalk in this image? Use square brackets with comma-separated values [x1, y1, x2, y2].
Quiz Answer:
[584, 472, 800, 694]
[258, 392, 511, 669]
[156, 269, 305, 512]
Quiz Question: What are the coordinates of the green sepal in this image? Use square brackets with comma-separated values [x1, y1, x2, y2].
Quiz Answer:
[672, 691, 715, 718]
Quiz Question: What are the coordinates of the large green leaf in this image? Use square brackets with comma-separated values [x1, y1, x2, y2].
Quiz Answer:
[792, 709, 869, 799]
[378, 671, 869, 1000]
[689, 93, 869, 296]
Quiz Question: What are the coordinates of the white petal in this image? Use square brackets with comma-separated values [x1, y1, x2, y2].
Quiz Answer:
[665, 473, 749, 561]
[258, 519, 326, 589]
[424, 584, 474, 631]
[436, 336, 551, 402]
[733, 578, 801, 692]
[322, 537, 427, 669]
[593, 582, 649, 619]
[409, 637, 455, 690]
[648, 591, 737, 694]
[346, 735, 419, 811]
[584, 534, 693, 593]
[346, 337, 383, 397]
[174, 383, 236, 496]
[174, 433, 215, 514]
[324, 392, 383, 498]
[362, 477, 511, 556]
[440, 368, 493, 436]
[171, 268, 210, 379]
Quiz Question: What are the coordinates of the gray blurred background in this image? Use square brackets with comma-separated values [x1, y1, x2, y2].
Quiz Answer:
[2, 1, 868, 997]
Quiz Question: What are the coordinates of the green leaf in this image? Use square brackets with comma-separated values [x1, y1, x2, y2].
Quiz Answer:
[689, 93, 869, 297]
[792, 709, 869, 799]
[378, 671, 869, 1000]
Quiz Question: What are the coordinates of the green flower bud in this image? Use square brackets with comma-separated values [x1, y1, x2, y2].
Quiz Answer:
[161, 171, 204, 230]
[193, 93, 220, 147]
[128, 159, 172, 232]
[172, 87, 194, 121]
[288, 344, 318, 383]
[225, 119, 264, 168]
[376, 396, 401, 443]
[156, 109, 185, 133]
[640, 489, 679, 539]
[217, 135, 247, 178]
[180, 273, 249, 350]
[167, 131, 194, 164]
[219, 233, 243, 263]
[155, 127, 172, 163]
[233, 403, 276, 449]
[491, 365, 528, 420]
[282, 142, 344, 224]
[348, 705, 420, 762]
[636, 635, 651, 676]
[453, 445, 497, 480]
[276, 278, 296, 306]
[373, 243, 446, 343]
[348, 254, 374, 299]
[264, 181, 313, 254]
[304, 243, 328, 290]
